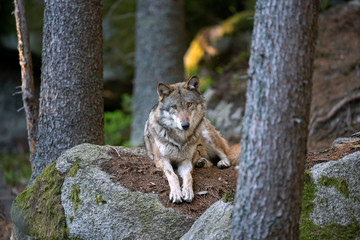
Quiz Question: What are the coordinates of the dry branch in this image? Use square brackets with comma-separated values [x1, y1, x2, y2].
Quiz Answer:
[14, 0, 38, 167]
[309, 92, 360, 136]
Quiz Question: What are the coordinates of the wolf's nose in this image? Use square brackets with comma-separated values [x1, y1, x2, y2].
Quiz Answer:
[181, 122, 190, 130]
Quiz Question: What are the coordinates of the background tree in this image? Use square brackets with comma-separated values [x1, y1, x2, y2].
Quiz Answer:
[30, 0, 104, 181]
[231, 1, 319, 239]
[130, 0, 186, 146]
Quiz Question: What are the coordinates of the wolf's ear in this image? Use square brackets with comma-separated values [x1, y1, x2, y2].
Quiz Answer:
[185, 76, 200, 93]
[157, 83, 173, 100]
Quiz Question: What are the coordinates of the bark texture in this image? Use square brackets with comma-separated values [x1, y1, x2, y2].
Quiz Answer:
[32, 0, 104, 180]
[131, 0, 185, 146]
[14, 0, 38, 166]
[231, 1, 319, 239]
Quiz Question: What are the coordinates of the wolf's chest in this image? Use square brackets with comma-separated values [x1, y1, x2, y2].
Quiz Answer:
[155, 136, 197, 162]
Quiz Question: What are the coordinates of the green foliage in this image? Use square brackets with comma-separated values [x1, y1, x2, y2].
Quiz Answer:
[11, 162, 68, 239]
[104, 94, 132, 146]
[0, 152, 32, 188]
[199, 76, 214, 94]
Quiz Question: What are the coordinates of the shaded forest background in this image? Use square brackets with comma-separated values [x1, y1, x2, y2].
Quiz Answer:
[0, 0, 359, 221]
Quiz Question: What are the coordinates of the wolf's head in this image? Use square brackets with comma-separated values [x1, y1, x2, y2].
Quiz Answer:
[156, 76, 206, 131]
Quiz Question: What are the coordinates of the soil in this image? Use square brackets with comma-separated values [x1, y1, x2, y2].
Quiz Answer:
[102, 149, 238, 218]
[102, 139, 359, 219]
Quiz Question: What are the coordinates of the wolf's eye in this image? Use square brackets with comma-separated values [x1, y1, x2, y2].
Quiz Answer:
[171, 105, 177, 110]
[187, 102, 193, 108]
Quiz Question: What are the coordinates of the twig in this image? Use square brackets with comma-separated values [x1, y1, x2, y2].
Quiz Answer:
[14, 0, 38, 167]
[106, 145, 121, 157]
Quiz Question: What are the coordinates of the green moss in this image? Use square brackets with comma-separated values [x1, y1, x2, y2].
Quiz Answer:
[222, 189, 236, 204]
[300, 172, 360, 239]
[11, 161, 68, 239]
[94, 192, 107, 206]
[317, 175, 350, 198]
[67, 184, 82, 214]
[67, 158, 81, 177]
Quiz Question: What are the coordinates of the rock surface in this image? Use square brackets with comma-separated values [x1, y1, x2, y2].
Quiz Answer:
[300, 148, 360, 239]
[11, 142, 360, 240]
[310, 151, 360, 226]
[12, 144, 195, 240]
[180, 200, 233, 240]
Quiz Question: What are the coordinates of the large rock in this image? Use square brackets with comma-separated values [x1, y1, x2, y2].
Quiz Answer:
[181, 200, 233, 240]
[11, 143, 360, 239]
[300, 151, 360, 239]
[11, 144, 195, 240]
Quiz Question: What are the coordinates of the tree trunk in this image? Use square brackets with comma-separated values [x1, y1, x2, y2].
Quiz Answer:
[130, 0, 185, 146]
[14, 0, 38, 167]
[231, 1, 319, 239]
[31, 0, 104, 181]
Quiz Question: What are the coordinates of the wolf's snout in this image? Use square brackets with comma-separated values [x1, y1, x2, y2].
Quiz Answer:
[181, 122, 190, 130]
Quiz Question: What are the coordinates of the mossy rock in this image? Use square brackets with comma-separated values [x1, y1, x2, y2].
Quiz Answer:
[300, 151, 360, 239]
[11, 161, 67, 239]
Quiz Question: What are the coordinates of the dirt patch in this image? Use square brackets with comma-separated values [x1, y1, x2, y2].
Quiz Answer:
[101, 149, 238, 218]
[102, 142, 359, 218]
[305, 139, 360, 170]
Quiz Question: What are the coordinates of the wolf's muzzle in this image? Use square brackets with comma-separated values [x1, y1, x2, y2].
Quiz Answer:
[181, 122, 190, 130]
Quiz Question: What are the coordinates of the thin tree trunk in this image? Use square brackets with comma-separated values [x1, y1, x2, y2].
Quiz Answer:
[231, 1, 319, 239]
[31, 0, 104, 181]
[13, 0, 38, 167]
[130, 0, 185, 146]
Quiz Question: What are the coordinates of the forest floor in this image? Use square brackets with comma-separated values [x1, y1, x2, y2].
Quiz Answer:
[101, 139, 360, 219]
[0, 2, 359, 239]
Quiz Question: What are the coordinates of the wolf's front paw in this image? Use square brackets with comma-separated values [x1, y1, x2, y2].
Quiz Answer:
[217, 159, 230, 169]
[195, 158, 213, 168]
[169, 187, 183, 203]
[182, 187, 194, 203]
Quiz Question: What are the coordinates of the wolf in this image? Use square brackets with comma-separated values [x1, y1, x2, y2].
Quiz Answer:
[144, 76, 240, 203]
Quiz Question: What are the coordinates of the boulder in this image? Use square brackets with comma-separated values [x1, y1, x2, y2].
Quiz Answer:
[11, 143, 195, 240]
[180, 200, 233, 240]
[300, 150, 360, 239]
[11, 142, 360, 240]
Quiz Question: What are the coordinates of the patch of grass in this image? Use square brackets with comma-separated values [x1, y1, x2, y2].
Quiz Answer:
[0, 152, 32, 189]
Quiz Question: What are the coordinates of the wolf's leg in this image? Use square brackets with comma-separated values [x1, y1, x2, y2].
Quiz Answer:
[216, 151, 230, 169]
[177, 160, 194, 202]
[159, 159, 183, 203]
